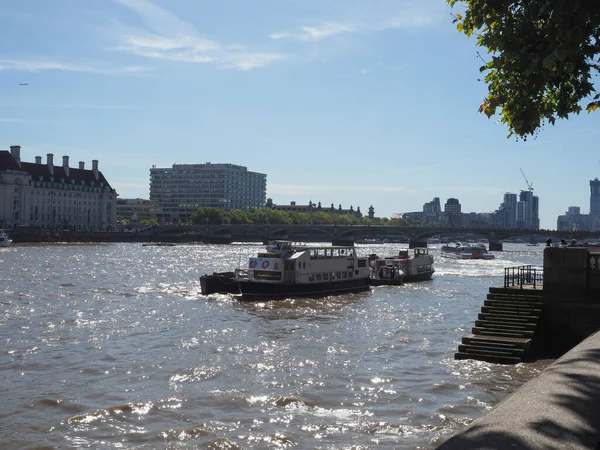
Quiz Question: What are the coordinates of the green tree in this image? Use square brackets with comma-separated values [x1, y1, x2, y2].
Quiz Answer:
[447, 0, 600, 138]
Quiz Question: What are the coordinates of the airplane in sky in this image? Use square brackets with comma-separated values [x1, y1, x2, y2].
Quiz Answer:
[19, 83, 28, 86]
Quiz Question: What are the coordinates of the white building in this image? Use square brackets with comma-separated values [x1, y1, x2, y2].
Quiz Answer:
[149, 162, 267, 224]
[0, 145, 117, 230]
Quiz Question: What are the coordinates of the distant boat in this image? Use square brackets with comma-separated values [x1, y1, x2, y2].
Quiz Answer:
[441, 242, 495, 260]
[0, 230, 13, 247]
[526, 243, 539, 247]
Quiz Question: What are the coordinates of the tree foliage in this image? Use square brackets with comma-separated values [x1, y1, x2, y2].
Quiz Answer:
[447, 0, 600, 138]
[189, 207, 410, 227]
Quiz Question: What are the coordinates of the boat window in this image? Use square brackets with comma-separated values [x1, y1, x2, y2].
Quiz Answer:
[309, 273, 315, 282]
[342, 272, 348, 279]
[310, 249, 317, 260]
[325, 249, 332, 259]
[322, 273, 329, 281]
[348, 271, 354, 278]
[340, 249, 346, 256]
[336, 272, 342, 279]
[332, 248, 340, 258]
[357, 259, 366, 268]
[315, 273, 322, 281]
[317, 249, 326, 259]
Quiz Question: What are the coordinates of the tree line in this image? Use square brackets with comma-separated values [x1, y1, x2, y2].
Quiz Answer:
[189, 207, 437, 227]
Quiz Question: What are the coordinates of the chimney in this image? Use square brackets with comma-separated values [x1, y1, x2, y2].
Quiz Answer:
[92, 159, 99, 180]
[10, 145, 21, 167]
[79, 161, 85, 170]
[35, 156, 42, 164]
[62, 155, 70, 177]
[47, 153, 54, 176]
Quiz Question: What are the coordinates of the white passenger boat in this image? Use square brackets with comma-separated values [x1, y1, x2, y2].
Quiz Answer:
[368, 247, 434, 283]
[0, 230, 12, 247]
[440, 242, 495, 260]
[235, 241, 370, 300]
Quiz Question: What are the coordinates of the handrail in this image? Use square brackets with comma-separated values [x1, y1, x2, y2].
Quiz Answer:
[504, 265, 543, 289]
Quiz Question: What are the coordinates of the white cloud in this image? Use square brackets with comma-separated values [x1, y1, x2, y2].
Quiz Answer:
[0, 59, 151, 75]
[269, 7, 441, 42]
[270, 22, 354, 41]
[0, 118, 26, 123]
[112, 0, 285, 70]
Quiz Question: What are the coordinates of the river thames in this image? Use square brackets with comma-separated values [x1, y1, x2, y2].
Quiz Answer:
[0, 242, 550, 449]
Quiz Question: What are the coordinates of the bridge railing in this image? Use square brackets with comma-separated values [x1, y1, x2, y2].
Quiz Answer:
[504, 265, 543, 289]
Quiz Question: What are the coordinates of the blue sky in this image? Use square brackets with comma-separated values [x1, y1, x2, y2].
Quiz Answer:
[1, 0, 598, 230]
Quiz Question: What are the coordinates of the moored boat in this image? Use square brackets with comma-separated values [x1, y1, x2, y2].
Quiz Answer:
[0, 230, 12, 247]
[440, 242, 495, 260]
[368, 247, 434, 283]
[368, 258, 405, 286]
[235, 241, 371, 300]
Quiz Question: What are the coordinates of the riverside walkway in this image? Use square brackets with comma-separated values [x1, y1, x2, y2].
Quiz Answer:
[438, 330, 600, 449]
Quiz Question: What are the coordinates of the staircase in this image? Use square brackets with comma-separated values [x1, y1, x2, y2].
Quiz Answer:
[455, 287, 545, 364]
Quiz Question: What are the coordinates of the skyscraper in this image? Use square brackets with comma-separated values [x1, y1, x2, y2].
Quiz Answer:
[443, 198, 462, 227]
[590, 178, 600, 231]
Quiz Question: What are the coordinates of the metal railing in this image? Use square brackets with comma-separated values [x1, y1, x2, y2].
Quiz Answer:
[504, 265, 543, 289]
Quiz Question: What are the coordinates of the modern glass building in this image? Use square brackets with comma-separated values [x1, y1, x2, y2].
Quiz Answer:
[149, 162, 267, 224]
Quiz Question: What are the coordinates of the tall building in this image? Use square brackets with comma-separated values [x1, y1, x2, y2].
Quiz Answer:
[516, 190, 540, 230]
[492, 193, 517, 228]
[423, 197, 442, 223]
[443, 198, 462, 227]
[0, 145, 117, 230]
[590, 178, 600, 231]
[149, 162, 266, 224]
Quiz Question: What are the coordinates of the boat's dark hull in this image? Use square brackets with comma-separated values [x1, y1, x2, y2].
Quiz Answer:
[369, 278, 404, 286]
[237, 278, 370, 300]
[200, 272, 239, 295]
[404, 271, 434, 282]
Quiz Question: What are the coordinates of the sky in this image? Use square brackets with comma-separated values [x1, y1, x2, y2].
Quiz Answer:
[1, 0, 598, 230]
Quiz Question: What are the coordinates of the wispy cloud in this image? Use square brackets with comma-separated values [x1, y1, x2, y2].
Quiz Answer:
[269, 7, 441, 42]
[0, 59, 151, 75]
[0, 117, 26, 123]
[269, 22, 355, 41]
[112, 0, 285, 70]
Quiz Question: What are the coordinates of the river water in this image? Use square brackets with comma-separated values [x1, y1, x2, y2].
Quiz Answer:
[0, 242, 550, 449]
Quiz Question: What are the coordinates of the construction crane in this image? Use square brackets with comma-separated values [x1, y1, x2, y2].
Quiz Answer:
[520, 168, 534, 192]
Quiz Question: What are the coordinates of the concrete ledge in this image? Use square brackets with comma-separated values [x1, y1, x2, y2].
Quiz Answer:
[437, 330, 600, 449]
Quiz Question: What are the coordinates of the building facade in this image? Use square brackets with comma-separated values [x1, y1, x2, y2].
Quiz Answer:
[557, 206, 590, 231]
[0, 145, 117, 230]
[149, 162, 266, 224]
[265, 199, 370, 218]
[116, 198, 154, 223]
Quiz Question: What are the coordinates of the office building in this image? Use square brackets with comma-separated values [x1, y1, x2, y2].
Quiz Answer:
[516, 190, 540, 230]
[0, 145, 117, 230]
[149, 162, 266, 224]
[557, 206, 590, 231]
[443, 198, 462, 227]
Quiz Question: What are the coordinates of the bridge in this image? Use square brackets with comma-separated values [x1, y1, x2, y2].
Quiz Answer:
[151, 224, 600, 250]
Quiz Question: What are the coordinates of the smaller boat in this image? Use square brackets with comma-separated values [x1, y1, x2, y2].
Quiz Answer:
[200, 271, 239, 295]
[368, 247, 434, 283]
[0, 230, 12, 247]
[440, 242, 495, 260]
[369, 258, 405, 286]
[526, 243, 539, 247]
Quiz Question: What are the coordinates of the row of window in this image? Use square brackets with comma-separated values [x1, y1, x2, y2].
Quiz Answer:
[308, 271, 355, 282]
[309, 248, 355, 259]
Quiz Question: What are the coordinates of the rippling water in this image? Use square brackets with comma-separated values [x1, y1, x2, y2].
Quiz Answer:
[0, 242, 551, 449]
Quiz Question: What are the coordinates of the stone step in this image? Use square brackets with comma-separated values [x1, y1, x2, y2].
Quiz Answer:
[458, 344, 525, 357]
[488, 287, 544, 297]
[481, 306, 542, 316]
[484, 299, 543, 310]
[472, 327, 535, 338]
[462, 334, 532, 350]
[475, 319, 538, 332]
[486, 295, 544, 304]
[478, 312, 541, 322]
[455, 351, 522, 365]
